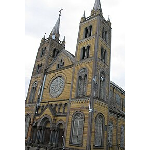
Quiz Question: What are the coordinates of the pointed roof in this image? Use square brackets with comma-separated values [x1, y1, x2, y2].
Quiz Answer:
[93, 0, 101, 10]
[46, 49, 75, 72]
[51, 15, 60, 35]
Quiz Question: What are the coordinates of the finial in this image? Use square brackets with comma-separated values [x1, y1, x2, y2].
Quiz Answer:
[63, 36, 65, 42]
[83, 10, 86, 18]
[59, 8, 63, 16]
[44, 33, 46, 39]
[108, 15, 110, 21]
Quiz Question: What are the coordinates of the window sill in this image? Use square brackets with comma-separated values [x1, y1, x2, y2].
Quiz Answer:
[69, 143, 83, 147]
[93, 145, 104, 149]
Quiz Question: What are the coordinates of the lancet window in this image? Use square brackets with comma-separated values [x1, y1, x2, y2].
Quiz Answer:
[80, 46, 90, 60]
[101, 47, 106, 63]
[77, 68, 87, 97]
[94, 113, 104, 147]
[29, 81, 37, 103]
[84, 25, 92, 38]
[25, 114, 31, 138]
[70, 112, 84, 145]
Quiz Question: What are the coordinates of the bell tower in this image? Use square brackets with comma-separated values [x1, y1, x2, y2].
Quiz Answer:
[65, 0, 111, 149]
[25, 12, 65, 105]
[25, 12, 65, 140]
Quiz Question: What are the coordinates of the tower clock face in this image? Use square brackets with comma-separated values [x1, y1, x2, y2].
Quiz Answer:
[50, 76, 65, 98]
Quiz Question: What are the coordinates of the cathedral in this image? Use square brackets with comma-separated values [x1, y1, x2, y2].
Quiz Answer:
[25, 0, 125, 150]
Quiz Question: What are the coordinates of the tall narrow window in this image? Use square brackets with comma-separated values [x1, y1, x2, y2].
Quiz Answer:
[78, 76, 82, 96]
[120, 125, 125, 148]
[86, 46, 90, 58]
[89, 25, 92, 37]
[99, 72, 105, 100]
[29, 81, 37, 103]
[83, 74, 87, 96]
[84, 25, 92, 38]
[81, 47, 86, 60]
[84, 27, 88, 38]
[101, 47, 106, 63]
[105, 31, 108, 42]
[102, 27, 108, 42]
[37, 63, 42, 74]
[102, 27, 105, 39]
[70, 112, 84, 145]
[80, 46, 90, 60]
[94, 114, 104, 147]
[52, 48, 59, 58]
[40, 47, 46, 57]
[77, 68, 87, 97]
[108, 122, 113, 146]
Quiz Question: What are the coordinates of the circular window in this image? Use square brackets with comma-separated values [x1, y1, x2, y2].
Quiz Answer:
[49, 76, 65, 98]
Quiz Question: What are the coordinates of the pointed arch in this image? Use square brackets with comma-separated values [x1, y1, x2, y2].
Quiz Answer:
[37, 114, 52, 127]
[76, 68, 88, 97]
[29, 81, 37, 103]
[94, 113, 105, 147]
[36, 115, 52, 144]
[70, 111, 84, 145]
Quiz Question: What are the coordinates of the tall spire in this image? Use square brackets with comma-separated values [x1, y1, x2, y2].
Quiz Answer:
[93, 0, 101, 10]
[51, 9, 63, 35]
[51, 15, 60, 35]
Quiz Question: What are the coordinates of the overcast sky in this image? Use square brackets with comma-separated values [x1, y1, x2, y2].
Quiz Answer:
[25, 0, 125, 98]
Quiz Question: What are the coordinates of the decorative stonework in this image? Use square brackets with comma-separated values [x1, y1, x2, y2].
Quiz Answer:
[49, 76, 65, 98]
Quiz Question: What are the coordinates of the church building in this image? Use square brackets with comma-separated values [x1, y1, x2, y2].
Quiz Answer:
[25, 0, 125, 150]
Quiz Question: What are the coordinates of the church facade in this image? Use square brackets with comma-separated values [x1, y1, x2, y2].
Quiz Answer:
[25, 0, 125, 150]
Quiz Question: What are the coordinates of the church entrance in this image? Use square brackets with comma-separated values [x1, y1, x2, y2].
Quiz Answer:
[43, 121, 51, 144]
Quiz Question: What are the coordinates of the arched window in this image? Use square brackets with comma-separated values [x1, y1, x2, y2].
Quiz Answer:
[105, 31, 108, 42]
[94, 113, 104, 147]
[70, 112, 84, 145]
[52, 48, 59, 58]
[36, 63, 42, 74]
[84, 27, 88, 38]
[102, 27, 108, 42]
[40, 47, 46, 57]
[77, 68, 87, 97]
[102, 27, 105, 39]
[29, 81, 37, 103]
[120, 125, 125, 148]
[88, 25, 92, 37]
[84, 25, 92, 39]
[80, 46, 90, 60]
[108, 122, 113, 146]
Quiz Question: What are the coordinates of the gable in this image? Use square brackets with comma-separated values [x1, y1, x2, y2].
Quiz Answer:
[47, 49, 75, 72]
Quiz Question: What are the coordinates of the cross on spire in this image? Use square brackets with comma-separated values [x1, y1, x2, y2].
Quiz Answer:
[59, 9, 63, 16]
